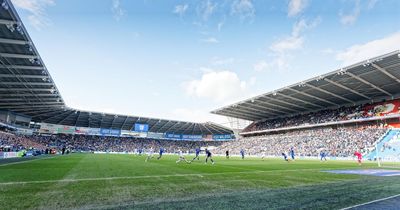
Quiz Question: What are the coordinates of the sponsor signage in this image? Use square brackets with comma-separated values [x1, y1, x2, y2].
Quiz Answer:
[133, 123, 149, 132]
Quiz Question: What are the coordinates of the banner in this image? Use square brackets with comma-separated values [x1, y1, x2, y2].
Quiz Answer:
[75, 127, 90, 135]
[164, 133, 182, 140]
[100, 128, 121, 136]
[213, 134, 234, 141]
[133, 123, 149, 132]
[363, 99, 400, 117]
[39, 123, 59, 134]
[181, 134, 203, 141]
[147, 132, 164, 139]
[15, 128, 33, 135]
[57, 125, 75, 134]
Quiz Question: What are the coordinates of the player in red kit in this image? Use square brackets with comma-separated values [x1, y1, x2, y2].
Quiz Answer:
[354, 151, 362, 165]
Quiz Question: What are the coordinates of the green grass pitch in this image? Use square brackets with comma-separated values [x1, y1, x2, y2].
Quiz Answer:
[1, 154, 400, 209]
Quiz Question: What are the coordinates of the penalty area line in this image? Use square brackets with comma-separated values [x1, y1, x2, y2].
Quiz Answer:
[341, 193, 400, 210]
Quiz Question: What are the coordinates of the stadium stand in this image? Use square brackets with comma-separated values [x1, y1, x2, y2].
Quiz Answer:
[0, 0, 399, 160]
[215, 124, 387, 157]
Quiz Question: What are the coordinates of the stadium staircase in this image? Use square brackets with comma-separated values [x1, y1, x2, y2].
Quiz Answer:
[365, 129, 400, 160]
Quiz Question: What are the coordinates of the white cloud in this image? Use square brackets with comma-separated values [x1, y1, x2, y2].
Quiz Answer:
[183, 70, 247, 102]
[201, 37, 219, 44]
[336, 32, 400, 65]
[367, 0, 379, 10]
[111, 0, 125, 21]
[173, 4, 189, 17]
[199, 0, 217, 21]
[253, 60, 269, 72]
[231, 0, 255, 21]
[288, 0, 308, 17]
[262, 17, 320, 71]
[339, 0, 360, 25]
[211, 57, 235, 65]
[11, 0, 55, 30]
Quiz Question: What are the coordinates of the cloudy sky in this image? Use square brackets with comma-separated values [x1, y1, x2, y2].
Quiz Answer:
[11, 0, 400, 126]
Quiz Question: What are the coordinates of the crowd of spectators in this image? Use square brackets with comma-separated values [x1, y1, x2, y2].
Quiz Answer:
[0, 131, 223, 154]
[244, 100, 399, 132]
[216, 125, 387, 157]
[0, 131, 46, 152]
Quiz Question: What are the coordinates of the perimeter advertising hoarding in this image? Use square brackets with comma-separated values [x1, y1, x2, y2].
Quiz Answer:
[181, 134, 203, 141]
[133, 123, 149, 132]
[75, 127, 90, 135]
[164, 133, 204, 140]
[212, 134, 234, 141]
[164, 133, 182, 140]
[100, 128, 121, 136]
[57, 125, 75, 134]
[39, 123, 59, 134]
[147, 132, 164, 139]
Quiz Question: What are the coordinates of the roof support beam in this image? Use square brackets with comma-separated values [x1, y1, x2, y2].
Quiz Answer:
[305, 84, 355, 104]
[243, 102, 288, 115]
[236, 103, 283, 116]
[0, 101, 62, 105]
[0, 65, 45, 70]
[181, 122, 193, 134]
[220, 112, 257, 121]
[0, 81, 53, 86]
[372, 63, 400, 84]
[0, 38, 30, 45]
[29, 109, 65, 117]
[42, 110, 72, 122]
[0, 93, 59, 97]
[163, 122, 179, 133]
[346, 72, 392, 96]
[0, 74, 48, 79]
[219, 109, 264, 120]
[57, 111, 76, 125]
[0, 53, 38, 59]
[201, 124, 214, 134]
[288, 87, 339, 106]
[0, 19, 19, 25]
[74, 111, 82, 126]
[224, 108, 270, 118]
[253, 99, 301, 113]
[323, 78, 371, 100]
[204, 124, 222, 134]
[276, 93, 325, 109]
[154, 121, 172, 133]
[121, 116, 129, 130]
[0, 104, 63, 109]
[262, 96, 311, 112]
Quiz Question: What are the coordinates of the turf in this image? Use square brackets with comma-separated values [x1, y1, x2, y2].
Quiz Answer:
[1, 154, 399, 209]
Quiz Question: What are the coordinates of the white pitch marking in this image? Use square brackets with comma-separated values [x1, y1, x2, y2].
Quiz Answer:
[341, 193, 400, 210]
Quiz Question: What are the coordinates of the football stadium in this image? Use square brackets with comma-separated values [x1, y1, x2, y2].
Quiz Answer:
[1, 0, 400, 209]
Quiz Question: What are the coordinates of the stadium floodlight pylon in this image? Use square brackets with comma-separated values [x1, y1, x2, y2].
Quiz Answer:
[376, 129, 400, 168]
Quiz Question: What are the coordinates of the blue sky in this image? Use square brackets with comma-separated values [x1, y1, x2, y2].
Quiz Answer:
[11, 0, 400, 126]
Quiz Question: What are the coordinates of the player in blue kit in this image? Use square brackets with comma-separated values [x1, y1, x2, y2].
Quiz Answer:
[240, 149, 245, 159]
[157, 147, 164, 160]
[320, 150, 327, 161]
[289, 148, 295, 160]
[205, 149, 215, 165]
[192, 148, 201, 161]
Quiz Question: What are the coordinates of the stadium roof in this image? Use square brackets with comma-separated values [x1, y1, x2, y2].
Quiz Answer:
[0, 0, 232, 135]
[212, 50, 400, 121]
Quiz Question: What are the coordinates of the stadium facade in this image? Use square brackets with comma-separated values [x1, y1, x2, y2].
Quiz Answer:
[0, 0, 233, 141]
